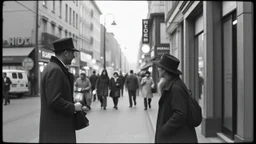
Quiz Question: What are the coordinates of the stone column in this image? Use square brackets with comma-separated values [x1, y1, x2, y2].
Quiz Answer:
[235, 2, 254, 142]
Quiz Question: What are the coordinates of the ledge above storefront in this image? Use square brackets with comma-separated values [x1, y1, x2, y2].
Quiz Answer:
[3, 47, 34, 63]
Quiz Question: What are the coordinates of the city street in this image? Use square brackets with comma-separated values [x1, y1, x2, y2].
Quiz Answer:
[2, 91, 154, 143]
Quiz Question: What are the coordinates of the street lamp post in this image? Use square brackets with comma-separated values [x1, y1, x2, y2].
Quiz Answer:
[103, 13, 116, 70]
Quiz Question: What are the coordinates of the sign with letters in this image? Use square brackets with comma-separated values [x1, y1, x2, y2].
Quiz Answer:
[142, 19, 149, 43]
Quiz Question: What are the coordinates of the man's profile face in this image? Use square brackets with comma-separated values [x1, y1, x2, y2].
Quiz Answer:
[64, 50, 75, 65]
[158, 67, 165, 78]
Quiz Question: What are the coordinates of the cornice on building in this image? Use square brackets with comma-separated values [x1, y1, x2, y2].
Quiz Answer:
[91, 0, 102, 15]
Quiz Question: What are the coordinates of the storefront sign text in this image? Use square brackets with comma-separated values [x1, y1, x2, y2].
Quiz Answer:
[3, 37, 32, 47]
[142, 19, 149, 43]
[42, 51, 55, 59]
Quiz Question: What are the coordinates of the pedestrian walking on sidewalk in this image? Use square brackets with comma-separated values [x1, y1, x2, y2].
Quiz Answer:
[119, 72, 125, 97]
[74, 72, 92, 110]
[109, 72, 121, 109]
[3, 72, 12, 106]
[140, 71, 155, 110]
[39, 38, 82, 143]
[124, 70, 139, 107]
[89, 70, 98, 101]
[96, 69, 109, 110]
[153, 53, 198, 143]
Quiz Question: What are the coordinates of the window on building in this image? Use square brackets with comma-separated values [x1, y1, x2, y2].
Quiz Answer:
[52, 0, 55, 13]
[51, 24, 56, 36]
[58, 27, 62, 38]
[65, 4, 68, 22]
[73, 11, 75, 27]
[42, 19, 47, 33]
[90, 9, 94, 17]
[69, 32, 72, 37]
[66, 31, 68, 38]
[76, 14, 78, 28]
[160, 22, 169, 44]
[76, 0, 78, 6]
[59, 0, 62, 18]
[90, 23, 94, 30]
[69, 7, 72, 25]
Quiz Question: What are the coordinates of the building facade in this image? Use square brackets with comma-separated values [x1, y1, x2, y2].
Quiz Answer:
[3, 1, 36, 75]
[140, 1, 170, 83]
[38, 0, 80, 76]
[164, 1, 253, 142]
[78, 0, 102, 76]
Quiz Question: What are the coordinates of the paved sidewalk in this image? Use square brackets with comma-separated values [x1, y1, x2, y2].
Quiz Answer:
[146, 94, 223, 143]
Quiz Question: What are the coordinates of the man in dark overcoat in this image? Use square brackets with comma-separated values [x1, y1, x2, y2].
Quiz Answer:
[153, 54, 198, 143]
[124, 70, 139, 107]
[39, 38, 83, 143]
[89, 70, 98, 101]
[3, 72, 12, 105]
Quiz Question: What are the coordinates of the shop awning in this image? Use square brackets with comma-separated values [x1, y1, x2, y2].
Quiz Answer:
[3, 47, 34, 63]
[141, 61, 153, 71]
[3, 47, 34, 56]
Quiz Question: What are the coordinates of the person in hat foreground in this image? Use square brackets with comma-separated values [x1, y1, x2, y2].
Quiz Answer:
[39, 38, 82, 143]
[153, 53, 198, 143]
[109, 72, 122, 109]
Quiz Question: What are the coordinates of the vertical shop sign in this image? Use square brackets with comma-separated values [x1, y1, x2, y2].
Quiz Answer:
[142, 19, 149, 43]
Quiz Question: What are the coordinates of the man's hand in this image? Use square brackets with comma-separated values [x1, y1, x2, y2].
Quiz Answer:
[74, 102, 82, 111]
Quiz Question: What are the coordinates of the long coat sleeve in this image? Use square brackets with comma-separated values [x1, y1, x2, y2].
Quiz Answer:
[39, 56, 76, 143]
[155, 77, 198, 143]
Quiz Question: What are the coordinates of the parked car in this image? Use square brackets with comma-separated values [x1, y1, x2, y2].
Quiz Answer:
[2, 69, 29, 98]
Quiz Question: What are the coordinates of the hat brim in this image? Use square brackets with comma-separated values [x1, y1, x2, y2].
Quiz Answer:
[153, 61, 183, 75]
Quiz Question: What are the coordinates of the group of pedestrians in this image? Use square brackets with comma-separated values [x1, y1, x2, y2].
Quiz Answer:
[38, 37, 200, 143]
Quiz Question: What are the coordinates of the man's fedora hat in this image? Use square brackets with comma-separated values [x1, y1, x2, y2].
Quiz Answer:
[52, 38, 79, 52]
[153, 53, 183, 75]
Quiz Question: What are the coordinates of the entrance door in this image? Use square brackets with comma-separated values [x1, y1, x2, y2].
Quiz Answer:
[222, 12, 237, 140]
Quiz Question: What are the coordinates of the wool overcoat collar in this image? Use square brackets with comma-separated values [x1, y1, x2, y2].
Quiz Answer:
[49, 56, 73, 85]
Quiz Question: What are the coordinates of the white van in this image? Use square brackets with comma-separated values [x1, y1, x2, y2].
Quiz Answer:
[3, 69, 29, 98]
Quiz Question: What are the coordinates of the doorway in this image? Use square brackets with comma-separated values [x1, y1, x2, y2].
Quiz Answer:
[222, 11, 237, 140]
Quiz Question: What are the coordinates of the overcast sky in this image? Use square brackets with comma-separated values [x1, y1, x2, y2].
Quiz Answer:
[96, 1, 148, 71]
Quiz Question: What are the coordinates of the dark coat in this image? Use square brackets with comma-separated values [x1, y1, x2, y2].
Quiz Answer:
[96, 76, 109, 97]
[109, 77, 121, 98]
[39, 56, 76, 143]
[125, 74, 139, 91]
[118, 75, 125, 87]
[3, 77, 12, 92]
[155, 77, 198, 143]
[89, 74, 98, 90]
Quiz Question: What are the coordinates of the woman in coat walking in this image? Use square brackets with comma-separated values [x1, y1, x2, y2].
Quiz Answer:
[95, 69, 109, 110]
[140, 71, 154, 110]
[109, 72, 121, 109]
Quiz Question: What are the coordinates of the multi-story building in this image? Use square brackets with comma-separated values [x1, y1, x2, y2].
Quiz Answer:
[3, 1, 36, 74]
[164, 1, 253, 142]
[38, 0, 80, 76]
[140, 1, 169, 83]
[78, 0, 101, 76]
[3, 1, 80, 95]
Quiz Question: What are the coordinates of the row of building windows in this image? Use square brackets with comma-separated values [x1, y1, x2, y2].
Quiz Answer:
[42, 1, 78, 29]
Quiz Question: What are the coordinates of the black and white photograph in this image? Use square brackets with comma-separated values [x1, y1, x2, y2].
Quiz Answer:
[2, 1, 254, 143]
